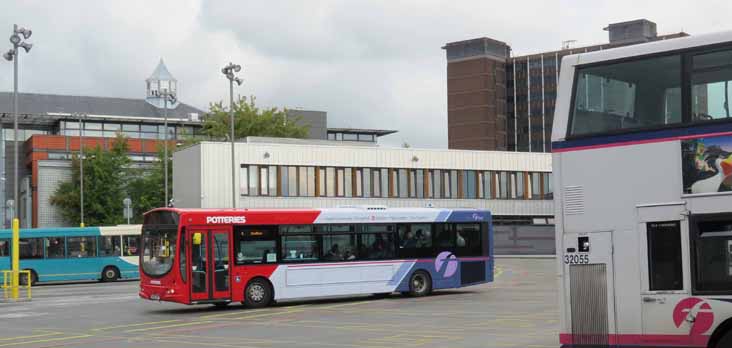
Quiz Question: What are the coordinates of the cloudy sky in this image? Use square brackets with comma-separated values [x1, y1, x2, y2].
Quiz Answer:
[0, 1, 729, 148]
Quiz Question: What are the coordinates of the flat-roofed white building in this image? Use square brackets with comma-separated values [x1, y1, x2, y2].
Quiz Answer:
[173, 138, 554, 254]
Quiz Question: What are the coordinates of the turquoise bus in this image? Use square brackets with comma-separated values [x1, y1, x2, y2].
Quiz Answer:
[0, 225, 141, 285]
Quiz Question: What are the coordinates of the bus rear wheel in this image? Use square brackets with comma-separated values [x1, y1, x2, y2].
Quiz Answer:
[19, 270, 37, 286]
[243, 278, 273, 309]
[716, 330, 732, 348]
[407, 270, 432, 297]
[101, 266, 120, 282]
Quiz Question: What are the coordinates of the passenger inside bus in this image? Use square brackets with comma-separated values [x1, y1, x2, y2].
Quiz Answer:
[325, 244, 341, 261]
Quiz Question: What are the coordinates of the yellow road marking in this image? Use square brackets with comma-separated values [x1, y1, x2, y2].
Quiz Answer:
[0, 332, 63, 341]
[91, 319, 181, 331]
[226, 308, 304, 320]
[125, 321, 213, 333]
[0, 334, 92, 347]
[200, 307, 273, 319]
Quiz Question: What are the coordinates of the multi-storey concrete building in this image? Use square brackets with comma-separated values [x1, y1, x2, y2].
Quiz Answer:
[173, 139, 556, 254]
[444, 19, 689, 152]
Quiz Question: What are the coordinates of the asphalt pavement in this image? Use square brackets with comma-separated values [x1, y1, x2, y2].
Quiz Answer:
[0, 258, 558, 348]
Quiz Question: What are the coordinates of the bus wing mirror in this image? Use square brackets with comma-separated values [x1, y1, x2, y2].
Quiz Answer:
[193, 233, 202, 245]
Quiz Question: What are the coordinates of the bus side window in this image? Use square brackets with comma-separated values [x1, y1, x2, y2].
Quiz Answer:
[0, 239, 9, 257]
[693, 216, 732, 292]
[99, 236, 121, 257]
[68, 237, 97, 258]
[45, 237, 66, 259]
[20, 238, 44, 259]
[455, 223, 482, 256]
[124, 236, 140, 256]
[647, 221, 683, 291]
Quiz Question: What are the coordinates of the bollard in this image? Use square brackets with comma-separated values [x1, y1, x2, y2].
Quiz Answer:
[11, 218, 19, 300]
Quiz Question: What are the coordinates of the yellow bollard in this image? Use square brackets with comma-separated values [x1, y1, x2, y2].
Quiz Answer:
[11, 218, 19, 300]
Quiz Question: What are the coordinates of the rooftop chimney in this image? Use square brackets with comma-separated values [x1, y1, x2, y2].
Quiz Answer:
[604, 19, 657, 45]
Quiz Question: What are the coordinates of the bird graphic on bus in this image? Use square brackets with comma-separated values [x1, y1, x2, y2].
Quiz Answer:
[682, 137, 732, 194]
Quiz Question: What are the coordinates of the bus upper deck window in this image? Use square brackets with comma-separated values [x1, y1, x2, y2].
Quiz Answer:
[570, 54, 682, 137]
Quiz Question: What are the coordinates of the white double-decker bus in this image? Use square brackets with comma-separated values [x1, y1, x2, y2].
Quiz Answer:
[553, 31, 732, 348]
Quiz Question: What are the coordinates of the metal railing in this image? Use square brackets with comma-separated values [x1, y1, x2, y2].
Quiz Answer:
[1, 270, 32, 301]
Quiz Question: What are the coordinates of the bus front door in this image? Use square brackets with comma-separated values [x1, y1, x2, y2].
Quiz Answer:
[189, 229, 232, 302]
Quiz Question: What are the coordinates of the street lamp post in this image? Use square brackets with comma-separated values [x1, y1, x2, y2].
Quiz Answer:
[160, 90, 176, 207]
[77, 113, 85, 228]
[3, 24, 32, 300]
[221, 63, 242, 209]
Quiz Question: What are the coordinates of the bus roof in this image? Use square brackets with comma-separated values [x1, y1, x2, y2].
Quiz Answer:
[564, 30, 732, 67]
[146, 207, 491, 225]
[0, 225, 141, 238]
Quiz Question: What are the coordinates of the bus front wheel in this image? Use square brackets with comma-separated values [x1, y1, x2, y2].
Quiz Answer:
[407, 270, 432, 297]
[101, 266, 120, 282]
[243, 278, 273, 309]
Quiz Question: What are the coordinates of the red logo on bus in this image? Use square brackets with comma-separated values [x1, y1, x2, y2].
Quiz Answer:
[673, 297, 714, 336]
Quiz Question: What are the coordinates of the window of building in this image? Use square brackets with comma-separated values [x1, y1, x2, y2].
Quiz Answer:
[343, 133, 358, 141]
[240, 166, 249, 195]
[45, 237, 65, 258]
[288, 166, 298, 197]
[248, 165, 259, 196]
[442, 170, 451, 198]
[363, 168, 372, 198]
[355, 168, 363, 197]
[124, 235, 140, 256]
[433, 170, 442, 198]
[531, 172, 541, 199]
[336, 168, 345, 196]
[692, 50, 732, 121]
[498, 172, 509, 199]
[280, 167, 290, 197]
[20, 238, 44, 259]
[515, 172, 525, 199]
[380, 169, 389, 198]
[463, 171, 477, 199]
[570, 54, 682, 136]
[647, 221, 683, 291]
[358, 134, 375, 142]
[68, 236, 97, 258]
[415, 169, 424, 198]
[483, 171, 494, 199]
[693, 216, 732, 292]
[322, 234, 358, 261]
[395, 169, 406, 198]
[318, 167, 326, 196]
[326, 167, 335, 197]
[450, 170, 459, 199]
[344, 168, 353, 197]
[259, 166, 270, 196]
[234, 226, 277, 264]
[281, 235, 319, 262]
[99, 236, 121, 257]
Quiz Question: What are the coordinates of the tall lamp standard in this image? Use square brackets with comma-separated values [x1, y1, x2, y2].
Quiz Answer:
[76, 113, 86, 228]
[159, 90, 176, 207]
[3, 24, 32, 300]
[221, 63, 242, 209]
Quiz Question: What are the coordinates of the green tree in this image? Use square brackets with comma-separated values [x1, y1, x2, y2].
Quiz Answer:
[203, 96, 309, 140]
[127, 144, 172, 223]
[50, 133, 131, 226]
